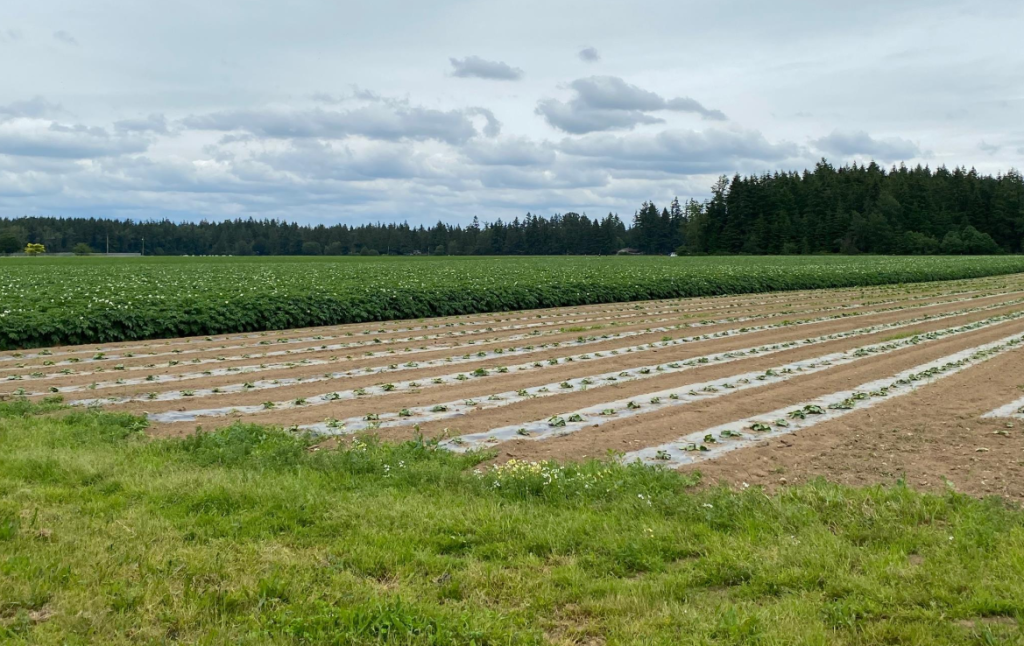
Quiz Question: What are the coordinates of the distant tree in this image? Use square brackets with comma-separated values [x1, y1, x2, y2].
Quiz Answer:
[940, 231, 965, 255]
[24, 242, 45, 255]
[901, 231, 939, 255]
[359, 248, 379, 256]
[301, 241, 322, 255]
[0, 159, 1021, 256]
[0, 234, 20, 254]
[960, 226, 1000, 254]
[434, 244, 445, 256]
[72, 242, 93, 256]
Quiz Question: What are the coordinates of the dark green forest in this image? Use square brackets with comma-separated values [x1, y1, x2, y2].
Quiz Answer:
[2, 161, 1022, 256]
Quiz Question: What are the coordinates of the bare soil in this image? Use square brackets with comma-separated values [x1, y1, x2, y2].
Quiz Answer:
[12, 272, 1024, 500]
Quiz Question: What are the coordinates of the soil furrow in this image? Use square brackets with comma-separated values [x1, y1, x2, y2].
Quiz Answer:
[143, 303, 1024, 435]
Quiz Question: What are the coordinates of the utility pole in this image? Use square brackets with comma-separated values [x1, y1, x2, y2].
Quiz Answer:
[106, 232, 109, 255]
[142, 237, 145, 256]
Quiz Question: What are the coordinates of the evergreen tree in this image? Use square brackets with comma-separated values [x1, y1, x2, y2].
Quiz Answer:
[3, 160, 1021, 256]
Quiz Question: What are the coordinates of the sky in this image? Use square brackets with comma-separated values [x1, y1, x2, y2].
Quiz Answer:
[0, 0, 1022, 226]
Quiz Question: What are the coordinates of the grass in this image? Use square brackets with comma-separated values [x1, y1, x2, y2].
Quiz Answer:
[2, 400, 1024, 644]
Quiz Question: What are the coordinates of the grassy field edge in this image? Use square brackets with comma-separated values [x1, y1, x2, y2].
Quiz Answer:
[2, 399, 1023, 644]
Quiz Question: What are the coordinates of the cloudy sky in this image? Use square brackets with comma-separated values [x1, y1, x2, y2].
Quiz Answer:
[1, 0, 1022, 225]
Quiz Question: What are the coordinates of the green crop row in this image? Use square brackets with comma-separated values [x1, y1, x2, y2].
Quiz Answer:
[3, 255, 1024, 350]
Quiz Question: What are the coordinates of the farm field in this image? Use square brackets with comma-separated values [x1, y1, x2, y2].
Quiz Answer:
[5, 272, 1024, 643]
[7, 271, 1024, 499]
[6, 254, 1024, 350]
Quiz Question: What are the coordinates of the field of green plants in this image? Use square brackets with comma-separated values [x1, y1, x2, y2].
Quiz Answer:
[4, 255, 1024, 350]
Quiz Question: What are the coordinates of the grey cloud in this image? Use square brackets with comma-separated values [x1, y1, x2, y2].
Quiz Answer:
[216, 133, 257, 145]
[114, 114, 170, 135]
[465, 107, 501, 137]
[449, 55, 523, 81]
[0, 96, 65, 119]
[0, 121, 147, 159]
[463, 137, 556, 166]
[0, 154, 82, 175]
[182, 103, 500, 144]
[536, 99, 664, 134]
[570, 76, 665, 111]
[475, 165, 608, 190]
[310, 87, 404, 107]
[573, 77, 726, 119]
[578, 47, 600, 62]
[537, 76, 727, 133]
[978, 141, 1001, 155]
[0, 28, 24, 43]
[53, 30, 78, 46]
[256, 140, 430, 182]
[93, 155, 275, 196]
[310, 92, 342, 104]
[558, 129, 802, 174]
[812, 130, 920, 161]
[665, 97, 727, 121]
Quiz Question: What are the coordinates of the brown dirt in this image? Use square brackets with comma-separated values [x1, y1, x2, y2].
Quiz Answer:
[687, 346, 1024, 501]
[141, 300, 1024, 434]
[5, 276, 1016, 373]
[14, 272, 1024, 501]
[1, 291, 870, 376]
[16, 286, 1020, 398]
[432, 317, 1024, 463]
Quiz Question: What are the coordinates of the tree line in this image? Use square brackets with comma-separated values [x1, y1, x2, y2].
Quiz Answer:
[1, 160, 1021, 256]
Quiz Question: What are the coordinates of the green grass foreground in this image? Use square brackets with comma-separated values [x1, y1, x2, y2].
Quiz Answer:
[2, 401, 1023, 644]
[4, 255, 1024, 349]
